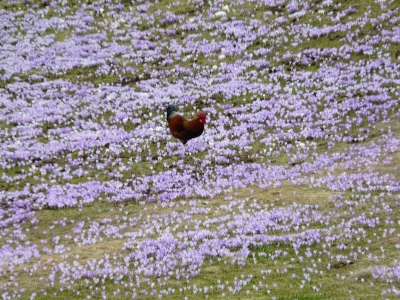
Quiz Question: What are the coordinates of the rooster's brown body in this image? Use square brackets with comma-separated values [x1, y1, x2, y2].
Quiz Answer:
[166, 105, 206, 145]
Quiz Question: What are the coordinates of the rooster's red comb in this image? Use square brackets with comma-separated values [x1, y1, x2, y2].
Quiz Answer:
[196, 113, 206, 119]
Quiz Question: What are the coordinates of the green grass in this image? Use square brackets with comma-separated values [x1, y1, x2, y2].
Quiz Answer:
[9, 185, 397, 299]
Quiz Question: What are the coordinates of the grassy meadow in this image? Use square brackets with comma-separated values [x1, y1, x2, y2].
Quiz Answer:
[0, 0, 399, 299]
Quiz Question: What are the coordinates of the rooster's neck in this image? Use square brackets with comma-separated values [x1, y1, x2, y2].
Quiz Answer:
[167, 111, 180, 122]
[185, 117, 205, 133]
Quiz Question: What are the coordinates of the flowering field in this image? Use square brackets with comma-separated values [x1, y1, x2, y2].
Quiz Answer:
[1, 0, 400, 299]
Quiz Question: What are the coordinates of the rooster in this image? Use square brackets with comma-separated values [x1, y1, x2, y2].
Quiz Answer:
[166, 105, 206, 145]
